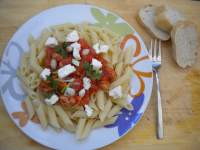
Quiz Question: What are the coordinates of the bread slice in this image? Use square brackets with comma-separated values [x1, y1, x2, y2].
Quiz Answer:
[138, 4, 170, 41]
[155, 5, 185, 32]
[171, 21, 199, 68]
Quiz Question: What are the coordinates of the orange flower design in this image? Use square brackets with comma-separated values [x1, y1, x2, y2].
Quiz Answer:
[120, 34, 152, 97]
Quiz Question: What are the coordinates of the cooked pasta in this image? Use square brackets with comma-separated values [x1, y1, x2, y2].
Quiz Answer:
[16, 23, 134, 140]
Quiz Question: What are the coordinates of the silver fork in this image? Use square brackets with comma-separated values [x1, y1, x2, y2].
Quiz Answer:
[149, 39, 163, 139]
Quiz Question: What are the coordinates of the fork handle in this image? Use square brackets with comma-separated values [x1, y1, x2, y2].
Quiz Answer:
[153, 69, 164, 139]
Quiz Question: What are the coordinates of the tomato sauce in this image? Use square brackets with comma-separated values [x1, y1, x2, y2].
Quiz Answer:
[38, 38, 116, 107]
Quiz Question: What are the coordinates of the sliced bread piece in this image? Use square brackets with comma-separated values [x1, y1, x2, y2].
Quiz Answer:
[155, 5, 185, 32]
[138, 4, 170, 41]
[171, 21, 199, 68]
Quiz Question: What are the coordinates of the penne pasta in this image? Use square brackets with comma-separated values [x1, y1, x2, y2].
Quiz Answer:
[111, 46, 120, 65]
[99, 99, 112, 122]
[110, 66, 132, 89]
[35, 103, 48, 129]
[111, 98, 133, 111]
[37, 29, 52, 53]
[96, 90, 105, 111]
[107, 105, 121, 118]
[115, 61, 123, 77]
[15, 23, 136, 140]
[58, 116, 75, 133]
[47, 106, 61, 130]
[80, 119, 95, 139]
[75, 118, 86, 139]
[72, 110, 87, 118]
[24, 97, 35, 119]
[53, 105, 75, 130]
[93, 116, 118, 129]
[123, 46, 133, 65]
[29, 41, 43, 73]
[37, 49, 45, 64]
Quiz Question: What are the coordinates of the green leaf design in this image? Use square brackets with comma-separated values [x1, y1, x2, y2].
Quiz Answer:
[109, 23, 133, 36]
[90, 7, 134, 36]
[91, 8, 107, 23]
[106, 13, 118, 24]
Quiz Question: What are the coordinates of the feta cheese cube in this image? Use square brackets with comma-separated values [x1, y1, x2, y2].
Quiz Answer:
[50, 59, 57, 70]
[45, 94, 59, 105]
[45, 37, 58, 47]
[66, 46, 73, 52]
[70, 42, 81, 60]
[72, 59, 80, 67]
[82, 49, 90, 56]
[83, 77, 91, 90]
[73, 49, 81, 60]
[93, 43, 100, 53]
[79, 89, 86, 97]
[91, 58, 102, 70]
[109, 86, 122, 99]
[57, 64, 76, 79]
[100, 44, 109, 53]
[93, 43, 109, 54]
[40, 68, 51, 80]
[84, 105, 93, 117]
[70, 42, 81, 50]
[64, 87, 75, 96]
[66, 30, 79, 42]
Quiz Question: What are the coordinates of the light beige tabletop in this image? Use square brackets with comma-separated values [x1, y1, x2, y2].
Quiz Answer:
[0, 0, 200, 150]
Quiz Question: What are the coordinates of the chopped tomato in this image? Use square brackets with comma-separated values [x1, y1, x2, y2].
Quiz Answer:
[99, 79, 110, 90]
[79, 38, 90, 49]
[46, 47, 54, 59]
[44, 58, 51, 68]
[40, 37, 117, 107]
[52, 53, 62, 62]
[80, 93, 90, 105]
[38, 81, 53, 93]
[58, 56, 72, 68]
[59, 96, 70, 106]
[70, 78, 83, 91]
[74, 96, 82, 105]
[57, 81, 67, 91]
[95, 54, 108, 66]
[103, 66, 117, 82]
[89, 84, 99, 94]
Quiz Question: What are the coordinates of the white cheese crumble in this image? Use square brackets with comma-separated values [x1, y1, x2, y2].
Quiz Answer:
[83, 77, 91, 90]
[66, 30, 79, 42]
[72, 59, 80, 67]
[45, 94, 59, 105]
[84, 105, 93, 117]
[64, 87, 75, 96]
[70, 42, 81, 50]
[79, 89, 86, 97]
[91, 58, 102, 70]
[57, 64, 76, 79]
[45, 37, 58, 47]
[50, 59, 57, 70]
[40, 68, 51, 80]
[93, 43, 109, 54]
[109, 86, 122, 99]
[71, 42, 81, 60]
[82, 49, 90, 56]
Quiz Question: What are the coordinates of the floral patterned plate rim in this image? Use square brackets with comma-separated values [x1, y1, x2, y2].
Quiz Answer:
[0, 4, 153, 150]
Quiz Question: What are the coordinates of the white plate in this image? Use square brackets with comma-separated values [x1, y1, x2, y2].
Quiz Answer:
[0, 4, 153, 150]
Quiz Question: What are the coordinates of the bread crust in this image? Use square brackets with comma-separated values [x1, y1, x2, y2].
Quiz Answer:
[155, 5, 185, 33]
[171, 21, 199, 68]
[138, 4, 170, 41]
